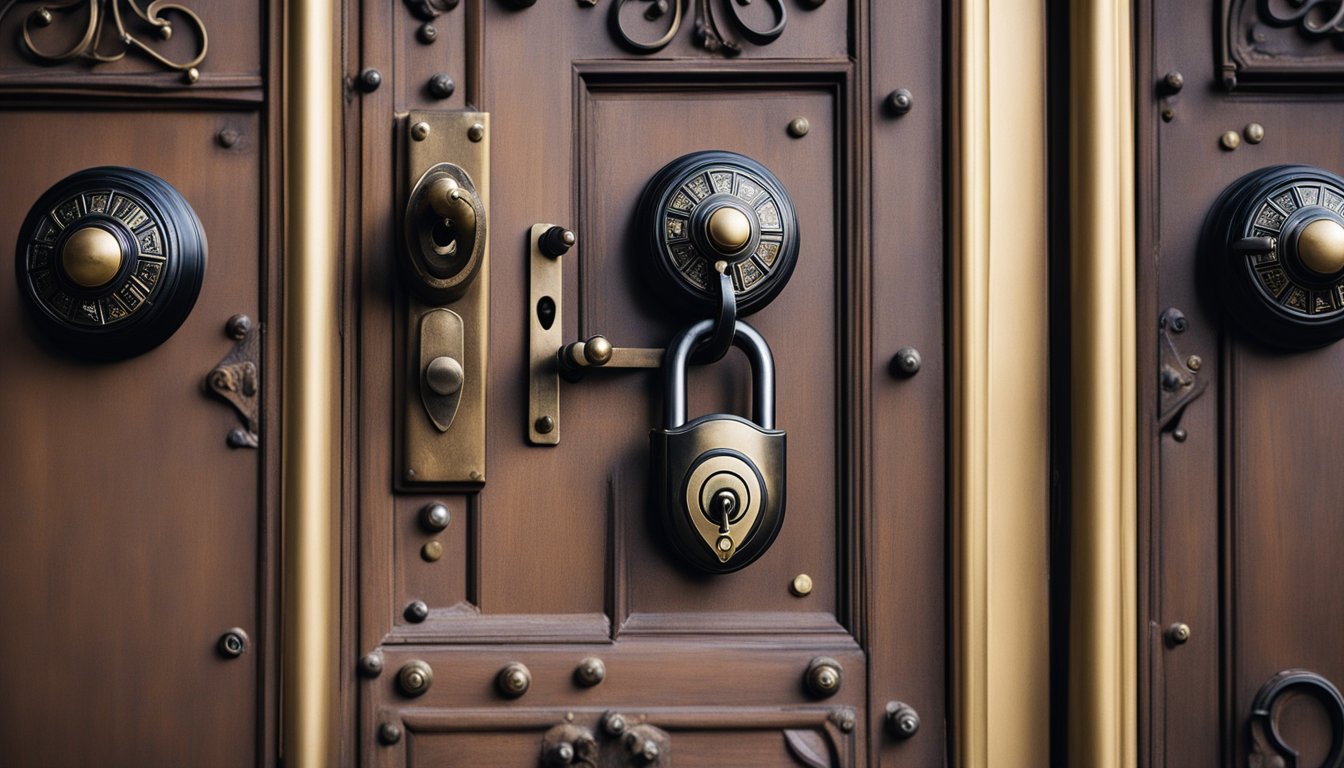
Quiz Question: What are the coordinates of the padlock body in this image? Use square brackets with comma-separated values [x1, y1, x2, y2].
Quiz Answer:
[650, 414, 786, 573]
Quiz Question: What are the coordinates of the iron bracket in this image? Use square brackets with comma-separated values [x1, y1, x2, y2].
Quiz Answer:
[1158, 307, 1207, 432]
[205, 314, 260, 449]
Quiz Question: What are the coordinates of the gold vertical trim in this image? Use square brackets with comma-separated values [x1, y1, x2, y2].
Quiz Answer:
[953, 0, 1050, 765]
[1069, 0, 1137, 766]
[280, 0, 340, 762]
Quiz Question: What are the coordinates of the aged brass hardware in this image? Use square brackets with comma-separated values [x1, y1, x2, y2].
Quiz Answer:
[609, 0, 786, 56]
[884, 88, 914, 116]
[885, 701, 920, 739]
[420, 502, 451, 531]
[1245, 122, 1266, 144]
[889, 346, 922, 377]
[574, 657, 606, 687]
[1203, 164, 1344, 348]
[529, 223, 569, 445]
[496, 662, 531, 698]
[540, 723, 598, 767]
[428, 73, 455, 99]
[1249, 670, 1344, 768]
[1157, 308, 1206, 433]
[0, 0, 208, 78]
[217, 628, 249, 658]
[829, 708, 857, 733]
[206, 314, 261, 449]
[602, 711, 628, 736]
[216, 128, 241, 149]
[16, 166, 207, 359]
[539, 225, 576, 258]
[397, 660, 434, 697]
[1165, 622, 1191, 646]
[358, 651, 384, 677]
[651, 319, 785, 572]
[638, 151, 799, 316]
[404, 600, 429, 623]
[468, 122, 486, 143]
[787, 117, 810, 138]
[378, 722, 402, 745]
[622, 726, 665, 765]
[421, 541, 443, 562]
[404, 0, 458, 21]
[400, 111, 490, 485]
[804, 657, 843, 699]
[1220, 130, 1241, 150]
[417, 23, 437, 43]
[357, 68, 382, 92]
[790, 573, 814, 597]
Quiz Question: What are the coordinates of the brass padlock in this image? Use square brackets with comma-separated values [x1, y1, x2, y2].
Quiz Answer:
[650, 318, 785, 573]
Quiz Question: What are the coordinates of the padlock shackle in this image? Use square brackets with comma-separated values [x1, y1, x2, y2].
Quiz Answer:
[663, 318, 775, 430]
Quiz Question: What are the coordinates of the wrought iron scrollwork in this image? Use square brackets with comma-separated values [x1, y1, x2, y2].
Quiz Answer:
[1263, 0, 1344, 37]
[0, 0, 208, 79]
[609, 0, 786, 56]
[1249, 669, 1344, 768]
[403, 0, 457, 22]
[206, 314, 260, 449]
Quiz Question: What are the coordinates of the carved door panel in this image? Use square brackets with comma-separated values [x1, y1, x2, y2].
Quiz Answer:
[1140, 2, 1344, 765]
[354, 1, 944, 766]
[0, 4, 275, 767]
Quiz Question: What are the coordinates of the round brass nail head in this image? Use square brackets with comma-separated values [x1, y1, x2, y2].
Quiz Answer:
[411, 121, 431, 141]
[1245, 123, 1265, 144]
[468, 123, 485, 142]
[1220, 130, 1241, 150]
[1297, 218, 1344, 275]
[421, 541, 443, 562]
[787, 117, 810, 138]
[1167, 622, 1191, 645]
[706, 206, 752, 254]
[61, 226, 124, 288]
[791, 573, 813, 596]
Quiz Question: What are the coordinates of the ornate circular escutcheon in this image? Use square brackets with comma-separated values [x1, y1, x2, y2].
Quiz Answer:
[1204, 164, 1344, 349]
[637, 150, 800, 316]
[14, 166, 207, 359]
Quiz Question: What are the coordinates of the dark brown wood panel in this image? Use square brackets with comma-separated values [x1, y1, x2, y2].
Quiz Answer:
[0, 108, 266, 767]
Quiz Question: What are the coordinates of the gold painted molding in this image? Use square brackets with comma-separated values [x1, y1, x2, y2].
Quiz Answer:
[952, 0, 1050, 765]
[280, 0, 341, 763]
[1068, 0, 1137, 766]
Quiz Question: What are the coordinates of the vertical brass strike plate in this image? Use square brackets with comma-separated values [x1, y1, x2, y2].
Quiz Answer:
[401, 111, 489, 485]
[529, 223, 563, 445]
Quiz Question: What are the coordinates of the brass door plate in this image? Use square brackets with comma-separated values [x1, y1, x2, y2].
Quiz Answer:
[401, 111, 489, 485]
[529, 223, 562, 445]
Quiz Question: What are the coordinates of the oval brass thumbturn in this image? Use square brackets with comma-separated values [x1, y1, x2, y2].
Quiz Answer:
[398, 659, 433, 697]
[426, 355, 464, 396]
[706, 206, 752, 254]
[497, 662, 532, 698]
[61, 226, 124, 288]
[804, 656, 843, 698]
[1297, 218, 1344, 275]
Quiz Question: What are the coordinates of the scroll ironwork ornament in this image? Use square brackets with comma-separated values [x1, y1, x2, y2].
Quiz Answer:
[1249, 669, 1344, 768]
[0, 0, 207, 81]
[609, 0, 786, 56]
[206, 314, 260, 449]
[1262, 0, 1344, 37]
[403, 0, 457, 22]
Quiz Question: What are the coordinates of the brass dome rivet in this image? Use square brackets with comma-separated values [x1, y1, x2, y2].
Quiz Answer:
[421, 541, 443, 562]
[787, 116, 810, 138]
[1167, 622, 1191, 645]
[467, 122, 485, 142]
[421, 502, 450, 532]
[790, 573, 813, 596]
[1220, 130, 1241, 151]
[185, 67, 199, 85]
[574, 656, 606, 687]
[1244, 122, 1265, 144]
[497, 662, 532, 698]
[804, 656, 843, 698]
[418, 22, 437, 44]
[1297, 218, 1344, 275]
[411, 121, 431, 141]
[706, 206, 752, 253]
[397, 660, 434, 697]
[1162, 70, 1184, 94]
[378, 722, 402, 745]
[61, 226, 123, 288]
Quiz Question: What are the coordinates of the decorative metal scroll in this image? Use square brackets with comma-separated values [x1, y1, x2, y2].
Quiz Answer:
[608, 0, 786, 56]
[0, 0, 207, 80]
[206, 314, 260, 449]
[1221, 0, 1344, 89]
[1249, 669, 1344, 768]
[403, 0, 457, 22]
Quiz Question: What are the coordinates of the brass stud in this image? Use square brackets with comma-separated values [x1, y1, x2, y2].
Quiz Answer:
[417, 22, 438, 44]
[787, 116, 810, 138]
[1185, 355, 1202, 372]
[357, 68, 382, 93]
[428, 73, 455, 100]
[603, 712, 628, 735]
[185, 67, 199, 84]
[397, 660, 433, 697]
[217, 128, 240, 148]
[790, 573, 814, 596]
[421, 502, 450, 532]
[884, 88, 913, 116]
[1220, 130, 1241, 151]
[706, 206, 753, 253]
[467, 122, 485, 142]
[1167, 622, 1191, 645]
[421, 541, 443, 562]
[359, 651, 384, 677]
[574, 656, 606, 687]
[535, 416, 555, 434]
[1296, 218, 1344, 275]
[890, 347, 922, 377]
[1244, 122, 1265, 144]
[217, 628, 249, 658]
[804, 656, 843, 698]
[497, 662, 532, 698]
[378, 722, 402, 745]
[411, 121, 431, 141]
[159, 24, 172, 40]
[404, 600, 429, 623]
[885, 701, 921, 739]
[1162, 70, 1184, 94]
[61, 226, 124, 288]
[34, 8, 52, 25]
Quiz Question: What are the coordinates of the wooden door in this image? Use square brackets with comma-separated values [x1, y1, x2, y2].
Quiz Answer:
[0, 2, 277, 766]
[352, 1, 946, 766]
[1139, 1, 1344, 764]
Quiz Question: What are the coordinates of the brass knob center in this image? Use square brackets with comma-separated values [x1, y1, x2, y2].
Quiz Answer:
[61, 226, 123, 288]
[706, 206, 752, 254]
[1297, 218, 1344, 275]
